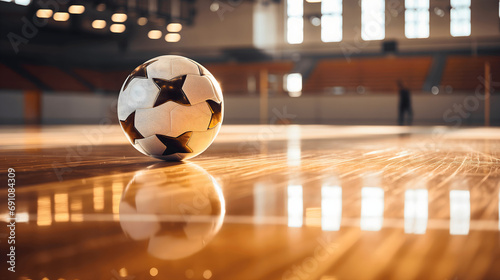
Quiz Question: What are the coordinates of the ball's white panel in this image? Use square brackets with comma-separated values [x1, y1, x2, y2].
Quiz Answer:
[188, 124, 221, 153]
[134, 102, 178, 137]
[169, 102, 212, 137]
[182, 75, 218, 105]
[147, 234, 205, 260]
[147, 56, 200, 81]
[170, 58, 201, 77]
[196, 60, 223, 102]
[135, 135, 167, 156]
[132, 142, 149, 155]
[117, 78, 159, 120]
[119, 201, 160, 240]
[135, 185, 165, 213]
[206, 75, 223, 103]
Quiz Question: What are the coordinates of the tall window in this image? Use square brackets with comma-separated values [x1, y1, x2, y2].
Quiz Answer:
[321, 0, 342, 42]
[405, 0, 429, 38]
[361, 0, 385, 41]
[287, 0, 303, 44]
[450, 0, 471, 37]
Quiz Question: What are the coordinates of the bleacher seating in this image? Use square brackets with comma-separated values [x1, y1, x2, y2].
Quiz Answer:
[73, 68, 129, 92]
[440, 55, 500, 91]
[304, 56, 432, 93]
[0, 64, 38, 91]
[204, 61, 294, 94]
[23, 64, 90, 92]
[1, 56, 498, 95]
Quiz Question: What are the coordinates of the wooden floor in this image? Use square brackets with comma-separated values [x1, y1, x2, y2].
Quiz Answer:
[1, 124, 500, 280]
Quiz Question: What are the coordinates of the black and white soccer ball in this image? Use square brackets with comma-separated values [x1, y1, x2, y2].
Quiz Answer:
[119, 163, 225, 260]
[117, 55, 223, 161]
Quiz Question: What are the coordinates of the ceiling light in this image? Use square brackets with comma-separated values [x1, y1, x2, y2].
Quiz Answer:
[110, 23, 126, 33]
[53, 12, 70, 21]
[36, 9, 53, 18]
[165, 33, 181, 42]
[92, 19, 106, 29]
[167, 23, 182, 32]
[111, 13, 127, 22]
[148, 30, 162, 39]
[68, 5, 85, 14]
[137, 17, 148, 26]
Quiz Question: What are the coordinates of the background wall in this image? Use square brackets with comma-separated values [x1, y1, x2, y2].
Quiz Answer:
[0, 91, 24, 124]
[1, 90, 497, 126]
[120, 0, 500, 59]
[267, 0, 500, 56]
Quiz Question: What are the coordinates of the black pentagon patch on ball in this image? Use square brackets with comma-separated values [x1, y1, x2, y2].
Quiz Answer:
[156, 131, 193, 156]
[120, 111, 144, 143]
[206, 100, 222, 129]
[123, 59, 158, 91]
[153, 76, 191, 107]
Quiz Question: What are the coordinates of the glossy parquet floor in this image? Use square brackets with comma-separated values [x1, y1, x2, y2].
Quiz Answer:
[1, 125, 500, 280]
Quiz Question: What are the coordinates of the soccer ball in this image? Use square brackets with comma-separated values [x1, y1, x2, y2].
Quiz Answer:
[117, 55, 223, 161]
[119, 163, 225, 260]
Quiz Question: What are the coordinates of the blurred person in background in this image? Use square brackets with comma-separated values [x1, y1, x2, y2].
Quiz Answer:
[397, 80, 413, 125]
